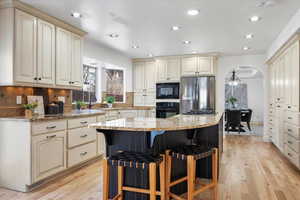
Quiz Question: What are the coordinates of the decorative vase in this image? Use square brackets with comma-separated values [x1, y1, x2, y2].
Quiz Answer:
[25, 109, 33, 118]
[108, 103, 113, 108]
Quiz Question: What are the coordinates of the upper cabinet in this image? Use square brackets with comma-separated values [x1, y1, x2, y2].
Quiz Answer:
[14, 9, 37, 83]
[181, 56, 215, 76]
[156, 58, 181, 82]
[0, 4, 85, 89]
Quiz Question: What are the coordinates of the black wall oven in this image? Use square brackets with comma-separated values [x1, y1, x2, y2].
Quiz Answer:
[156, 83, 180, 99]
[156, 102, 180, 118]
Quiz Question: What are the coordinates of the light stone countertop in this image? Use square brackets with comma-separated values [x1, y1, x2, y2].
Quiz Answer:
[89, 113, 223, 131]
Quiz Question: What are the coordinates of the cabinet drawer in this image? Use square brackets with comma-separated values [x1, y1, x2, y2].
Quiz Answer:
[286, 134, 300, 153]
[32, 120, 67, 135]
[285, 146, 300, 168]
[285, 111, 300, 126]
[97, 115, 106, 122]
[68, 142, 97, 167]
[285, 123, 300, 139]
[68, 127, 96, 148]
[68, 117, 96, 129]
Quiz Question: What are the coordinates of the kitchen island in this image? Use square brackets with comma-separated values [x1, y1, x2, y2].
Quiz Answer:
[89, 113, 223, 200]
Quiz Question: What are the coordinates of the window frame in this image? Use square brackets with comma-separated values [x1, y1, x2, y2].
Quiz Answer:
[103, 67, 126, 103]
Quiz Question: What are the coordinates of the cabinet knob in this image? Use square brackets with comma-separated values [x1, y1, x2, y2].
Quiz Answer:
[46, 125, 56, 129]
[80, 134, 88, 138]
[46, 135, 56, 139]
[80, 121, 88, 124]
[38, 78, 42, 80]
[34, 77, 38, 80]
[80, 152, 88, 156]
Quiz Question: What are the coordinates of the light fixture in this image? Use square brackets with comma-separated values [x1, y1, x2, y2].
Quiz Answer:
[187, 9, 200, 16]
[109, 33, 119, 38]
[171, 26, 180, 31]
[191, 51, 197, 54]
[249, 15, 261, 22]
[228, 70, 241, 86]
[132, 45, 139, 49]
[148, 53, 153, 57]
[183, 40, 191, 44]
[243, 46, 250, 50]
[71, 12, 82, 18]
[245, 34, 253, 39]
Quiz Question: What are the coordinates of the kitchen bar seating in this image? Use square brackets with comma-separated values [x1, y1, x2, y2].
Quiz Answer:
[165, 146, 218, 200]
[102, 151, 166, 200]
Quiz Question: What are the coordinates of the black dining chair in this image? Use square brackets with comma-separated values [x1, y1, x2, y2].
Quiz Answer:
[241, 109, 252, 131]
[225, 110, 242, 134]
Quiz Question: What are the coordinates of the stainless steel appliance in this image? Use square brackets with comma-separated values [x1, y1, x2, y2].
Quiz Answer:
[180, 76, 215, 114]
[156, 82, 180, 99]
[156, 102, 180, 118]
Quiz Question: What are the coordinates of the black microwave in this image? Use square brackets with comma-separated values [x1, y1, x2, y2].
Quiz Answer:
[156, 83, 180, 99]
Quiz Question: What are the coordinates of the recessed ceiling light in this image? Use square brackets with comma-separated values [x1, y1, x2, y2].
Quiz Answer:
[243, 46, 250, 50]
[245, 34, 254, 39]
[148, 53, 153, 57]
[71, 12, 82, 18]
[187, 9, 200, 16]
[192, 51, 197, 54]
[249, 15, 261, 22]
[183, 40, 191, 44]
[171, 26, 181, 31]
[132, 45, 139, 49]
[109, 33, 119, 38]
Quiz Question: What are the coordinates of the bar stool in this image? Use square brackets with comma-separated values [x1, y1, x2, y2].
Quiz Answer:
[165, 146, 218, 200]
[102, 151, 166, 200]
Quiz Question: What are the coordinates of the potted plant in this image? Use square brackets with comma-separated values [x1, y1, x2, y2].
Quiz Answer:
[226, 97, 237, 108]
[23, 102, 38, 118]
[106, 96, 115, 108]
[76, 101, 86, 110]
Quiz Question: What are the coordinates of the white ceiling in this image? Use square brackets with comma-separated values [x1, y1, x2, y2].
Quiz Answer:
[21, 0, 300, 58]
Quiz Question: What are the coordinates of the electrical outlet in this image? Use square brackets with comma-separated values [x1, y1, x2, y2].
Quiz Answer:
[16, 96, 22, 104]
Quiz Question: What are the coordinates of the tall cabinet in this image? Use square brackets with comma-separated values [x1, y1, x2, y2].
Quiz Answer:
[268, 37, 300, 169]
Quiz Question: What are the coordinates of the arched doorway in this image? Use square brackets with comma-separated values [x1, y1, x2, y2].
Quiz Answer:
[224, 66, 264, 135]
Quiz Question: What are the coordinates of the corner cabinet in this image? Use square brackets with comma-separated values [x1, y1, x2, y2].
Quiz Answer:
[0, 7, 84, 89]
[133, 61, 156, 106]
[181, 56, 216, 76]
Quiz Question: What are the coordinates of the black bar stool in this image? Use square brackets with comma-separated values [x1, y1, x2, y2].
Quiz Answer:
[102, 151, 166, 200]
[165, 146, 218, 200]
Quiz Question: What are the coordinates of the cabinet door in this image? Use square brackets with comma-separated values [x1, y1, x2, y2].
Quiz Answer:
[284, 49, 292, 108]
[156, 59, 167, 82]
[37, 19, 55, 85]
[278, 56, 285, 103]
[133, 62, 145, 92]
[145, 61, 156, 92]
[144, 92, 156, 106]
[198, 57, 214, 75]
[290, 42, 300, 111]
[56, 28, 72, 86]
[134, 92, 144, 106]
[71, 34, 83, 87]
[14, 9, 37, 83]
[181, 56, 198, 76]
[32, 131, 66, 183]
[167, 58, 181, 81]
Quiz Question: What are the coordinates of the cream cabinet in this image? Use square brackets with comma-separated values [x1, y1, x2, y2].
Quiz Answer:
[156, 58, 181, 82]
[0, 6, 84, 88]
[32, 131, 67, 182]
[181, 56, 215, 76]
[133, 61, 156, 106]
[14, 9, 37, 83]
[37, 19, 55, 85]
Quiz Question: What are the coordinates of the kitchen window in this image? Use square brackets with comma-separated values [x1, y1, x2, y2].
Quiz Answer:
[72, 65, 98, 103]
[104, 68, 125, 103]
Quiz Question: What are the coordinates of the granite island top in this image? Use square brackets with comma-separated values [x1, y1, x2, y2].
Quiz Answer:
[89, 113, 223, 131]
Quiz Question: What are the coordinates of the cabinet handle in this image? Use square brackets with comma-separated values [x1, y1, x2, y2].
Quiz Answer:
[287, 153, 292, 157]
[46, 135, 56, 139]
[38, 78, 42, 80]
[288, 117, 292, 120]
[288, 106, 291, 109]
[46, 125, 56, 129]
[277, 105, 280, 108]
[288, 129, 292, 132]
[80, 134, 88, 138]
[80, 121, 88, 124]
[80, 152, 88, 156]
[288, 141, 293, 144]
[34, 77, 38, 80]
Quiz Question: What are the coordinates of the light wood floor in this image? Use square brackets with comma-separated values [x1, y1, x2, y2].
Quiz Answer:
[1, 135, 300, 200]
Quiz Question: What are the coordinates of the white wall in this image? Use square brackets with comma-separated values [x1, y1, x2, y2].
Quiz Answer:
[83, 39, 133, 92]
[267, 8, 300, 60]
[216, 54, 268, 136]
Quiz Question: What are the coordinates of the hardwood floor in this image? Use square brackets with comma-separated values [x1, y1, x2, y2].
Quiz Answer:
[1, 135, 299, 200]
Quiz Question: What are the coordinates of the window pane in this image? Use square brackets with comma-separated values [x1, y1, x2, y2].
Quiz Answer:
[105, 69, 124, 102]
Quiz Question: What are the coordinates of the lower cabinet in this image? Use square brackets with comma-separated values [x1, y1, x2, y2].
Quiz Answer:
[32, 131, 67, 183]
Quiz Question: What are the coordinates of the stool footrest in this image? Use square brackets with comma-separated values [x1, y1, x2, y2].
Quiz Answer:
[193, 183, 216, 196]
[169, 192, 185, 200]
[122, 186, 161, 195]
[170, 176, 188, 187]
[112, 194, 121, 200]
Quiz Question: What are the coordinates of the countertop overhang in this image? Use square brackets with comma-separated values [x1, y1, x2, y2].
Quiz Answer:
[89, 113, 223, 131]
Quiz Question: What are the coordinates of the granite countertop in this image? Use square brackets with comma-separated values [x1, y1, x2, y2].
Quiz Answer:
[0, 109, 106, 122]
[89, 113, 223, 131]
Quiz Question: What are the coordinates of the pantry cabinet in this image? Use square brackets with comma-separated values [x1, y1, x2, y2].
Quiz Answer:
[156, 58, 181, 82]
[181, 56, 215, 76]
[0, 6, 85, 88]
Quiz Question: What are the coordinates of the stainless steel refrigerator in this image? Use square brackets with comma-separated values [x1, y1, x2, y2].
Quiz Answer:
[180, 76, 215, 114]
